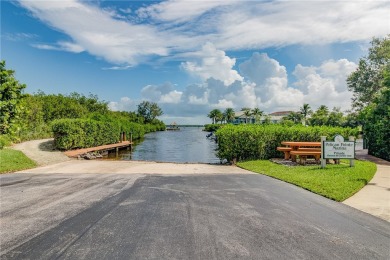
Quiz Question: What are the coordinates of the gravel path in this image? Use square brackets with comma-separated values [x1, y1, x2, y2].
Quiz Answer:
[12, 138, 71, 166]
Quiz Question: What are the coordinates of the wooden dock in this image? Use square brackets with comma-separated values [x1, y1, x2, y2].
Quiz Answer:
[64, 141, 132, 158]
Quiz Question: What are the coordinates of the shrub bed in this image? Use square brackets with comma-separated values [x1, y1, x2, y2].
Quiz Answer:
[52, 119, 165, 150]
[204, 124, 223, 132]
[215, 125, 359, 162]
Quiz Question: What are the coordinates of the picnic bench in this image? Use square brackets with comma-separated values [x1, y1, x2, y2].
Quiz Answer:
[277, 141, 322, 165]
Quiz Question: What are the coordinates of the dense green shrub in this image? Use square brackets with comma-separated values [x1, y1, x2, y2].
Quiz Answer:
[215, 125, 359, 162]
[52, 119, 120, 150]
[204, 124, 223, 132]
[362, 87, 390, 161]
[52, 118, 165, 150]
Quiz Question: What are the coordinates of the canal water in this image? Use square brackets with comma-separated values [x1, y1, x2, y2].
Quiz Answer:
[107, 127, 220, 164]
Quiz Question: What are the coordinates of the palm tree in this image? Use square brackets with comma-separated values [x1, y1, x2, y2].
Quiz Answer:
[215, 110, 224, 124]
[223, 108, 235, 123]
[241, 107, 251, 124]
[300, 103, 312, 125]
[251, 108, 263, 124]
[286, 112, 303, 124]
[207, 109, 222, 124]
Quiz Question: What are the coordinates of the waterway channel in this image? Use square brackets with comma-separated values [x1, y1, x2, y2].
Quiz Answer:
[106, 127, 220, 164]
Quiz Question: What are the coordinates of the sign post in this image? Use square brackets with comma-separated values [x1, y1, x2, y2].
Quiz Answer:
[349, 136, 355, 167]
[322, 135, 355, 168]
[321, 136, 326, 169]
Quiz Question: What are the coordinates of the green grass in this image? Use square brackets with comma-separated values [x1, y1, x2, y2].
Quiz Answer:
[237, 160, 377, 201]
[0, 149, 37, 174]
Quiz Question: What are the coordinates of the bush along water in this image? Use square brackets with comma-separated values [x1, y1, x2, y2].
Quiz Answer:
[215, 124, 359, 162]
[204, 124, 223, 132]
[52, 118, 165, 150]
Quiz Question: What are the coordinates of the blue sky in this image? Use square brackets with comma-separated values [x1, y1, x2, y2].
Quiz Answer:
[1, 0, 389, 124]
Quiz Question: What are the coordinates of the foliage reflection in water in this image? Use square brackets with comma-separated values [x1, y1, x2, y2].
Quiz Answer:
[106, 127, 220, 163]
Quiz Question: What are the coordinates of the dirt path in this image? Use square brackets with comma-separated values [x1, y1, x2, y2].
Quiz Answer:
[12, 138, 71, 166]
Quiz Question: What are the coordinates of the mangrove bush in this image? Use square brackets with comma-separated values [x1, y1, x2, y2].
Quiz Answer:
[215, 124, 359, 162]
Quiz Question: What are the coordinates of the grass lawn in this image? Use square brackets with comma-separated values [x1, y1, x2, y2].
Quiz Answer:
[237, 159, 377, 202]
[0, 149, 37, 174]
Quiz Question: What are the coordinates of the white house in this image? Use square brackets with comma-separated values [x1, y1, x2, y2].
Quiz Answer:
[233, 111, 293, 124]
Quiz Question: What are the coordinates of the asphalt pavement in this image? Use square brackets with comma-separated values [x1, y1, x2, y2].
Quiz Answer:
[1, 171, 389, 259]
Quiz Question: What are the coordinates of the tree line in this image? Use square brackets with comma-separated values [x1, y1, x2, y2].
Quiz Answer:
[207, 107, 264, 124]
[207, 104, 359, 128]
[0, 60, 164, 148]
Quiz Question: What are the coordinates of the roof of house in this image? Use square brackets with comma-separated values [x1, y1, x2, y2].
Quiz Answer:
[233, 110, 295, 119]
[268, 111, 293, 116]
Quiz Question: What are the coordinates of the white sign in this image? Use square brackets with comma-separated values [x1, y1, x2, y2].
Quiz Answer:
[323, 141, 355, 159]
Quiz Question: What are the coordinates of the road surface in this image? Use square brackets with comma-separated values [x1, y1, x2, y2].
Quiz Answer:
[1, 171, 389, 259]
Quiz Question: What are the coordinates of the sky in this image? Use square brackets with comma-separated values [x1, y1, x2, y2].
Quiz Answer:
[1, 0, 390, 125]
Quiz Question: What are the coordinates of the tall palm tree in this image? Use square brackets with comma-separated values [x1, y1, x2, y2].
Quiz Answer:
[286, 112, 303, 124]
[215, 110, 224, 124]
[251, 108, 263, 124]
[223, 108, 235, 123]
[241, 107, 251, 124]
[300, 103, 312, 125]
[207, 109, 222, 124]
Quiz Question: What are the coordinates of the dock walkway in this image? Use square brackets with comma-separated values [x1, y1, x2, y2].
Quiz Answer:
[64, 141, 132, 158]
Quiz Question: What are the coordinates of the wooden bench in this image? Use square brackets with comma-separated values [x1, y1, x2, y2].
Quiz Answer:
[290, 151, 321, 165]
[280, 141, 322, 162]
[277, 147, 292, 160]
[297, 148, 321, 152]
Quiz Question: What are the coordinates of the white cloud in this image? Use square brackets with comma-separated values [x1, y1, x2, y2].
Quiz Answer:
[31, 41, 84, 53]
[18, 0, 389, 66]
[137, 0, 238, 23]
[131, 51, 357, 123]
[293, 59, 357, 110]
[19, 0, 171, 65]
[3, 32, 38, 41]
[181, 42, 243, 85]
[141, 82, 182, 104]
[108, 96, 137, 111]
[160, 90, 182, 104]
[239, 52, 303, 110]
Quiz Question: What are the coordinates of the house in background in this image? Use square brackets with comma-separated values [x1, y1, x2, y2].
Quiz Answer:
[233, 111, 293, 124]
[267, 111, 292, 123]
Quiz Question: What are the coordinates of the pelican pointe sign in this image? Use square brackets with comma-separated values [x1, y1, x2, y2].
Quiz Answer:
[322, 135, 355, 159]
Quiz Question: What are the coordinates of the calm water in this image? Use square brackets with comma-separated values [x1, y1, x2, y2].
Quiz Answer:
[107, 127, 220, 163]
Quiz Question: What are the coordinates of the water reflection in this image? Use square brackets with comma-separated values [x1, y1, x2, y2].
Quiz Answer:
[107, 127, 220, 163]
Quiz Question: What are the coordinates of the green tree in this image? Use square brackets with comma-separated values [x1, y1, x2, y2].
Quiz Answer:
[137, 101, 163, 123]
[284, 112, 303, 124]
[69, 92, 109, 114]
[241, 107, 251, 124]
[223, 108, 235, 123]
[347, 35, 390, 109]
[342, 111, 361, 128]
[347, 35, 390, 160]
[309, 105, 329, 126]
[208, 109, 222, 124]
[300, 103, 312, 125]
[360, 68, 390, 160]
[40, 93, 87, 122]
[327, 107, 345, 127]
[0, 60, 26, 134]
[215, 110, 224, 124]
[251, 108, 263, 124]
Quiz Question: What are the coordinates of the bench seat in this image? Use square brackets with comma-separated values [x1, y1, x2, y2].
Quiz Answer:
[290, 151, 321, 165]
[297, 148, 321, 152]
[277, 147, 293, 160]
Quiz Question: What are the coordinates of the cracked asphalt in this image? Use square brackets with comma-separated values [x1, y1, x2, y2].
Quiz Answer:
[1, 171, 389, 259]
